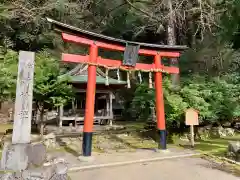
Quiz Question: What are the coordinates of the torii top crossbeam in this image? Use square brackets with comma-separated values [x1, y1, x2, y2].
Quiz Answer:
[47, 18, 187, 74]
[47, 17, 187, 157]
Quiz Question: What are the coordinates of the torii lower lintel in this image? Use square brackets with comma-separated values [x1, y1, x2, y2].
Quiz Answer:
[62, 53, 180, 74]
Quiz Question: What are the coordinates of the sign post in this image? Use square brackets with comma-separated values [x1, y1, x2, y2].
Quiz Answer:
[185, 108, 199, 148]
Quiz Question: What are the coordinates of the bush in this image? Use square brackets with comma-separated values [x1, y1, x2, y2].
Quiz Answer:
[129, 73, 240, 126]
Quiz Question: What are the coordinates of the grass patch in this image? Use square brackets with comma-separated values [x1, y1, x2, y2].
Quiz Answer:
[115, 121, 145, 132]
[114, 134, 157, 149]
[178, 134, 240, 156]
[0, 124, 13, 134]
[198, 139, 230, 146]
[222, 135, 240, 141]
[195, 143, 224, 151]
[0, 124, 13, 154]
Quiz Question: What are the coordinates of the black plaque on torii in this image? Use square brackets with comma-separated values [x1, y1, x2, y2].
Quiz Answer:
[123, 43, 140, 67]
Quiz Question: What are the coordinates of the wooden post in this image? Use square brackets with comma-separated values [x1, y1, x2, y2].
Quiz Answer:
[59, 105, 63, 128]
[109, 92, 113, 126]
[12, 51, 35, 144]
[106, 95, 110, 116]
[190, 125, 194, 148]
[74, 115, 78, 128]
[72, 99, 75, 113]
[75, 100, 78, 111]
[109, 92, 113, 118]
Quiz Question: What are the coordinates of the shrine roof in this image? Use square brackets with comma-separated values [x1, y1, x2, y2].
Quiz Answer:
[46, 18, 187, 51]
[61, 64, 127, 85]
[70, 75, 127, 85]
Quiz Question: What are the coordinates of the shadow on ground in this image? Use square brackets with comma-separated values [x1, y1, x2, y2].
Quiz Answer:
[56, 137, 81, 157]
[200, 156, 240, 177]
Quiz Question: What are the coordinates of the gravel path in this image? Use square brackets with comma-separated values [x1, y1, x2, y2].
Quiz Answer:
[69, 157, 239, 180]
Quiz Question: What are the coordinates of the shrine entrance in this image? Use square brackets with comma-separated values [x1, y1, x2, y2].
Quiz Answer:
[47, 18, 187, 157]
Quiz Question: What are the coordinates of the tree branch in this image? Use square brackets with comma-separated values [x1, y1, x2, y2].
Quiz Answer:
[124, 0, 161, 22]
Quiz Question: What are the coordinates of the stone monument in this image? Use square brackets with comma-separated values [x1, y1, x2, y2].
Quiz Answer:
[1, 51, 35, 171]
[0, 51, 68, 180]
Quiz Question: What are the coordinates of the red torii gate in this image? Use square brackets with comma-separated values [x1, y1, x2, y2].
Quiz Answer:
[47, 18, 187, 157]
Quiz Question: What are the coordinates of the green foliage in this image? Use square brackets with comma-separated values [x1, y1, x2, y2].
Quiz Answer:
[0, 48, 18, 102]
[219, 0, 240, 48]
[130, 84, 155, 120]
[129, 74, 240, 125]
[33, 51, 74, 109]
[0, 48, 74, 110]
[0, 0, 240, 128]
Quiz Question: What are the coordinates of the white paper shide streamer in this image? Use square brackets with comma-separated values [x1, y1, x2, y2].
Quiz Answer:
[105, 68, 109, 86]
[149, 72, 153, 88]
[138, 71, 142, 84]
[127, 71, 131, 88]
[117, 68, 120, 82]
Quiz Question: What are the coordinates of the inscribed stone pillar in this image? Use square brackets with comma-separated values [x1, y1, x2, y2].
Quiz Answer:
[12, 51, 35, 144]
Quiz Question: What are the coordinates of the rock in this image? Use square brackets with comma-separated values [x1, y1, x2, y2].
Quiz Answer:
[210, 127, 221, 138]
[22, 165, 56, 180]
[43, 133, 57, 149]
[31, 134, 41, 142]
[43, 133, 55, 140]
[26, 143, 46, 167]
[234, 122, 240, 130]
[57, 128, 63, 134]
[53, 157, 66, 164]
[44, 157, 66, 167]
[1, 173, 15, 180]
[50, 163, 68, 180]
[209, 127, 235, 138]
[227, 141, 240, 162]
[44, 139, 57, 149]
[1, 142, 48, 172]
[226, 128, 235, 136]
[55, 162, 68, 175]
[218, 126, 227, 137]
[45, 154, 56, 162]
[26, 163, 68, 180]
[1, 143, 29, 171]
[195, 127, 210, 140]
[0, 113, 10, 124]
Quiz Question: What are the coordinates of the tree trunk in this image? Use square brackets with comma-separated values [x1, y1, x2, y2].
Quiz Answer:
[189, 20, 196, 48]
[40, 110, 44, 138]
[167, 0, 179, 89]
[38, 103, 45, 138]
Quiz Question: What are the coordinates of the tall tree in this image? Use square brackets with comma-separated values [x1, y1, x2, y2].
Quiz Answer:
[33, 51, 74, 135]
[167, 0, 179, 88]
[0, 48, 18, 108]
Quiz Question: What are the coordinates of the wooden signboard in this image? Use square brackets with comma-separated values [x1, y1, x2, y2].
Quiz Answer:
[185, 108, 199, 126]
[185, 108, 199, 148]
